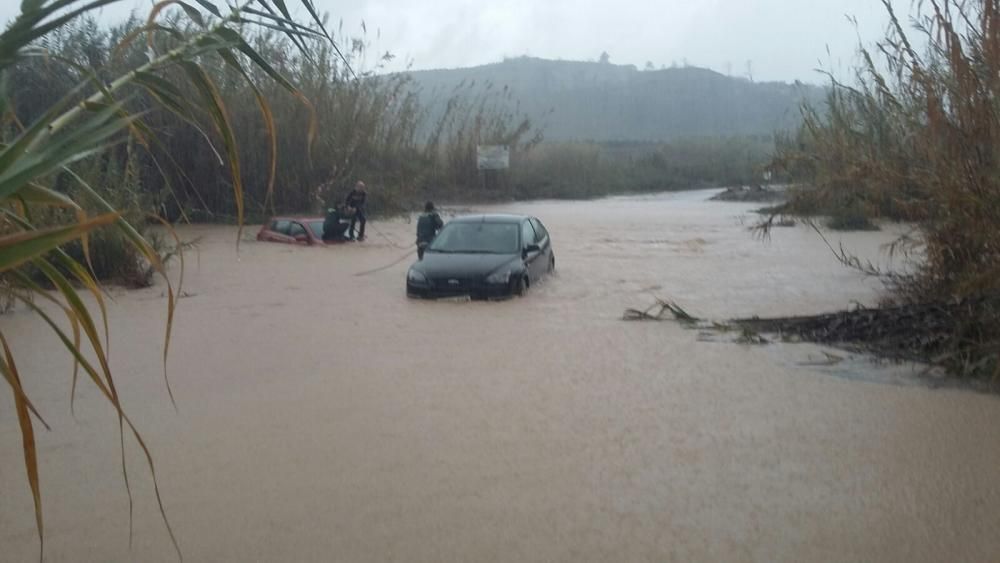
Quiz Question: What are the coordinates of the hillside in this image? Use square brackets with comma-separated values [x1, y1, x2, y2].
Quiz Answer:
[402, 57, 824, 141]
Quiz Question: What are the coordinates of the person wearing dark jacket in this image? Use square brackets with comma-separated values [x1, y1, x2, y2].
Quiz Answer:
[415, 201, 444, 260]
[322, 205, 350, 241]
[344, 181, 367, 240]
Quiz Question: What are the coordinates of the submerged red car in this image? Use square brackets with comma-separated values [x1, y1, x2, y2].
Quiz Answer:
[256, 216, 351, 245]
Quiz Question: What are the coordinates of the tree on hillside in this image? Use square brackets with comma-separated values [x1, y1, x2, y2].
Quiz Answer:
[599, 51, 610, 64]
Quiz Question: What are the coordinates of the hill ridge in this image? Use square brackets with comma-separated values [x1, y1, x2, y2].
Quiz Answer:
[401, 56, 823, 141]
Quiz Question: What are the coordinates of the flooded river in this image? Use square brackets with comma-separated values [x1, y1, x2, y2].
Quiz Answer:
[2, 190, 999, 561]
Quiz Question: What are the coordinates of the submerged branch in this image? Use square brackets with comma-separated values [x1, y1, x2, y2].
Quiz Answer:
[625, 294, 1000, 381]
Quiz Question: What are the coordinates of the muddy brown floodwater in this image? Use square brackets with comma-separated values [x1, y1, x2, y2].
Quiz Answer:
[2, 189, 999, 562]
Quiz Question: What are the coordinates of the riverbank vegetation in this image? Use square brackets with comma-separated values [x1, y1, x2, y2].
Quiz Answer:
[9, 15, 774, 224]
[510, 137, 771, 200]
[0, 1, 371, 558]
[764, 0, 1000, 379]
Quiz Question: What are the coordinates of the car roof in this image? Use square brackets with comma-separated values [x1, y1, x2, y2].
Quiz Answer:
[448, 213, 530, 224]
[268, 216, 323, 222]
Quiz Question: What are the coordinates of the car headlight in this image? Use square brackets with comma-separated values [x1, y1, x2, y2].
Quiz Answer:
[407, 269, 428, 284]
[485, 269, 511, 285]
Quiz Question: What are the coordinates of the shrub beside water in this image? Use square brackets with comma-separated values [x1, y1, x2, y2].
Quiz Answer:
[771, 0, 1000, 378]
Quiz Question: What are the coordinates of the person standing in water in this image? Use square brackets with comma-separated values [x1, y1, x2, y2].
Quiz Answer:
[344, 180, 368, 241]
[415, 201, 444, 260]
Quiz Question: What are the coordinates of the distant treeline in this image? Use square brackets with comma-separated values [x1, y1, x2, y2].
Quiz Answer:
[509, 138, 773, 200]
[9, 16, 774, 223]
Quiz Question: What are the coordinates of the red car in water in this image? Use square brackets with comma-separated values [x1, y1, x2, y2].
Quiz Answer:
[256, 216, 350, 245]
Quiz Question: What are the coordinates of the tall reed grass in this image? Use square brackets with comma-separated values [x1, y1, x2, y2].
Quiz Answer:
[1, 1, 352, 559]
[772, 0, 1000, 377]
[9, 16, 777, 228]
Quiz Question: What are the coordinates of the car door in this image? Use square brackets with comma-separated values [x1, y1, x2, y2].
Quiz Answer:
[520, 219, 543, 281]
[529, 217, 552, 269]
[263, 219, 295, 243]
[288, 221, 311, 245]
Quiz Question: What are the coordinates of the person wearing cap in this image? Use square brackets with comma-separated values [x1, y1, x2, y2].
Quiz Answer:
[415, 201, 444, 260]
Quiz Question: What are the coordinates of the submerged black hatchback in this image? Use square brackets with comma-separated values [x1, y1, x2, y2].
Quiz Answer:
[406, 214, 555, 298]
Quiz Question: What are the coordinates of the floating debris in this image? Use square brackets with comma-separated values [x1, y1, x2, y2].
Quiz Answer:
[625, 294, 1000, 380]
[623, 298, 699, 324]
[711, 184, 788, 203]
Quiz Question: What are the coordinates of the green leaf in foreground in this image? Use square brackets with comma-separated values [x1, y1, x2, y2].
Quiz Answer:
[0, 213, 119, 273]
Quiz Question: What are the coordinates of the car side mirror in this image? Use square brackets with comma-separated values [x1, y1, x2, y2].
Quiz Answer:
[294, 234, 309, 243]
[525, 244, 541, 253]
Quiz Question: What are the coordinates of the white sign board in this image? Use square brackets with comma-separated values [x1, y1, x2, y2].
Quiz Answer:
[477, 145, 510, 170]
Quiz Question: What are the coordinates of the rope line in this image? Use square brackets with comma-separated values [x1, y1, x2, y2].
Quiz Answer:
[353, 248, 417, 277]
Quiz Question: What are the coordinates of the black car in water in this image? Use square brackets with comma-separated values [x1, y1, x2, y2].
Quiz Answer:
[406, 214, 555, 299]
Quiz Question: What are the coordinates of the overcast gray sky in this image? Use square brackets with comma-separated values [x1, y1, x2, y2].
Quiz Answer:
[2, 0, 909, 83]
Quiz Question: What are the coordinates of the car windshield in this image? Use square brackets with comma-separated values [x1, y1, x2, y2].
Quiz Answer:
[308, 221, 324, 238]
[428, 222, 520, 254]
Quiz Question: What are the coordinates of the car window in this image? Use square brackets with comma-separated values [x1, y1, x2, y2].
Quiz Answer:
[521, 220, 537, 248]
[529, 218, 548, 243]
[271, 220, 291, 235]
[428, 222, 519, 254]
[308, 221, 325, 238]
[289, 222, 306, 237]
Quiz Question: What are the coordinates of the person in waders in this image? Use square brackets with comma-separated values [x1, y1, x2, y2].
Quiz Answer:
[416, 201, 444, 260]
[344, 181, 368, 241]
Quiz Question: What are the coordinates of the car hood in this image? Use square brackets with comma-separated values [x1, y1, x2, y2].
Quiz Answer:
[411, 252, 520, 279]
